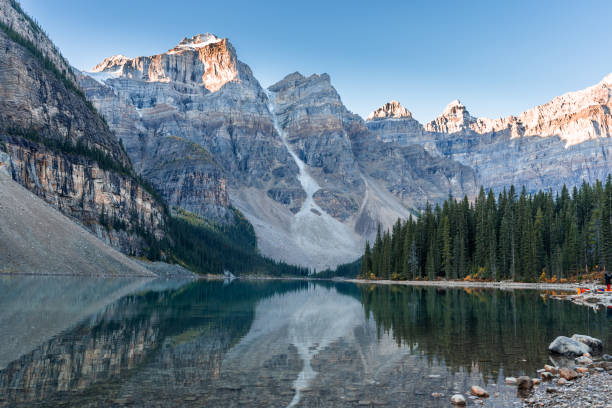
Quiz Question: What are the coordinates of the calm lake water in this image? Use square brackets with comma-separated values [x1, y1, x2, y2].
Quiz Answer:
[0, 277, 610, 407]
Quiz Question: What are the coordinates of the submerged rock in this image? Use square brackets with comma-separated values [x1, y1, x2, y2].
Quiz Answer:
[548, 336, 591, 356]
[470, 385, 489, 398]
[450, 394, 466, 406]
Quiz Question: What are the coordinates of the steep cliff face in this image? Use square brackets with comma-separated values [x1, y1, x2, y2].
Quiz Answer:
[369, 75, 612, 195]
[0, 0, 165, 255]
[4, 138, 164, 252]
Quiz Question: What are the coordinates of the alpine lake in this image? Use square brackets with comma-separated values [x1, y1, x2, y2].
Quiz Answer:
[0, 276, 609, 407]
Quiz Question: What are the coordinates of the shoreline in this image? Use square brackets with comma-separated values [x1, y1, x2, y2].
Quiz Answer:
[341, 278, 582, 291]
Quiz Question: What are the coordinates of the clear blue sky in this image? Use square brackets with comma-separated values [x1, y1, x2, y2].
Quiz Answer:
[19, 0, 612, 122]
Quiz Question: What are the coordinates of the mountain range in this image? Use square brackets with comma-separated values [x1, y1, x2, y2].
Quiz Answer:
[2, 0, 612, 272]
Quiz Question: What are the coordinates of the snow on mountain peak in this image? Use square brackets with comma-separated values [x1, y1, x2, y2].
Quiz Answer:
[601, 72, 612, 86]
[168, 33, 223, 54]
[367, 100, 412, 121]
[91, 54, 131, 73]
[442, 99, 466, 116]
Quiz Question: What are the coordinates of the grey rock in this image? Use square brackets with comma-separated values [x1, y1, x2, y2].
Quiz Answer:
[549, 336, 592, 356]
[450, 394, 466, 406]
[575, 356, 593, 366]
[571, 334, 603, 353]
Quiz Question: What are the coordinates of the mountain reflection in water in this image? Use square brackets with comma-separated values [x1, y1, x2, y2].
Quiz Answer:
[0, 279, 609, 407]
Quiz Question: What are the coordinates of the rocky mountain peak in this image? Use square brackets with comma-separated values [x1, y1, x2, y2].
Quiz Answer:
[424, 99, 476, 134]
[91, 54, 130, 72]
[442, 99, 468, 116]
[168, 33, 223, 54]
[600, 72, 612, 86]
[87, 33, 244, 92]
[367, 100, 412, 121]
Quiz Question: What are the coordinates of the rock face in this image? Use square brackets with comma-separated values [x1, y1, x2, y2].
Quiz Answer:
[548, 336, 592, 356]
[368, 75, 612, 195]
[0, 0, 166, 255]
[0, 161, 155, 276]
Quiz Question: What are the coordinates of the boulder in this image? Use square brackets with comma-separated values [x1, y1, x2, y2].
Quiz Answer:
[450, 394, 466, 406]
[548, 336, 591, 356]
[558, 368, 578, 381]
[557, 378, 568, 385]
[576, 367, 589, 374]
[532, 378, 541, 385]
[505, 377, 517, 385]
[602, 354, 612, 361]
[471, 385, 489, 398]
[517, 376, 533, 390]
[571, 334, 603, 353]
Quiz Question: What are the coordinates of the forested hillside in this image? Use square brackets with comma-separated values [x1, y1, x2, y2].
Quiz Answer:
[361, 177, 612, 282]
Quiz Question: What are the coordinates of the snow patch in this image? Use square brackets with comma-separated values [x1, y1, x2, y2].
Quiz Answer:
[86, 68, 122, 85]
[168, 33, 223, 54]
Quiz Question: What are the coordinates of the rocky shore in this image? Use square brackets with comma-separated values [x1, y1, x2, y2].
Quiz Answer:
[522, 335, 612, 408]
[550, 290, 612, 309]
[524, 368, 611, 407]
[345, 278, 580, 291]
[446, 334, 611, 407]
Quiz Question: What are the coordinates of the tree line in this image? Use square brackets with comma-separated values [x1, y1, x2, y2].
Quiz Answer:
[360, 178, 612, 282]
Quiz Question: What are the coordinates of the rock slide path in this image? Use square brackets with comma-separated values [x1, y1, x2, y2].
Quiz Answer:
[264, 90, 361, 271]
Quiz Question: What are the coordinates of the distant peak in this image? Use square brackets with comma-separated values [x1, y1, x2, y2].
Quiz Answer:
[442, 99, 465, 115]
[168, 33, 224, 53]
[367, 100, 412, 121]
[601, 72, 612, 86]
[91, 54, 131, 73]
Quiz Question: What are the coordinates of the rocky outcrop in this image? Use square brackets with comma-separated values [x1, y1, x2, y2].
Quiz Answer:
[0, 0, 166, 255]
